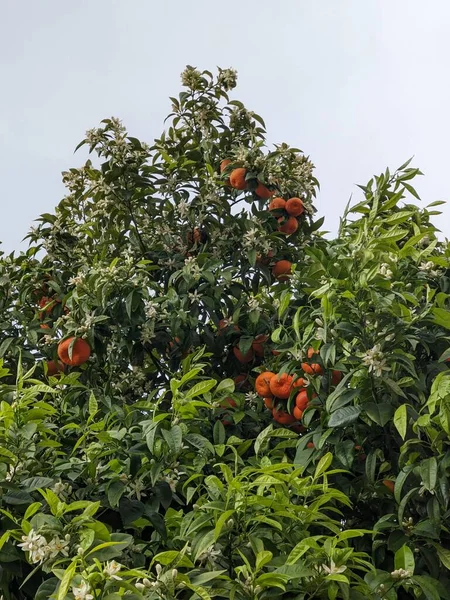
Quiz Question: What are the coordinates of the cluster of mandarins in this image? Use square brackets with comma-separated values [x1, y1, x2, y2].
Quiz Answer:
[221, 159, 306, 237]
[254, 348, 341, 426]
[34, 283, 91, 376]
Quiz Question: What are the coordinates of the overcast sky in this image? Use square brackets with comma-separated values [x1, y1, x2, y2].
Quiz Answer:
[1, 1, 449, 253]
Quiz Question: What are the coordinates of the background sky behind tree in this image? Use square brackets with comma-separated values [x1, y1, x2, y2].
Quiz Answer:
[1, 0, 449, 252]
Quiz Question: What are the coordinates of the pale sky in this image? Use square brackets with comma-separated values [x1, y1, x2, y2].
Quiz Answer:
[1, 1, 450, 253]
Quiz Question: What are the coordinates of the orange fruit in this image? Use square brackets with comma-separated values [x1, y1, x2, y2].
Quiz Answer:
[286, 197, 305, 217]
[272, 407, 296, 425]
[293, 406, 303, 420]
[278, 216, 298, 235]
[293, 377, 307, 389]
[302, 363, 323, 375]
[269, 373, 293, 400]
[331, 370, 342, 385]
[229, 168, 248, 190]
[187, 228, 206, 245]
[295, 390, 309, 411]
[256, 249, 274, 266]
[307, 348, 318, 359]
[252, 334, 269, 357]
[255, 371, 275, 397]
[233, 346, 254, 363]
[38, 296, 53, 312]
[57, 337, 91, 367]
[264, 397, 274, 410]
[383, 480, 395, 493]
[269, 197, 286, 211]
[220, 397, 237, 409]
[220, 159, 232, 173]
[168, 337, 182, 351]
[272, 260, 292, 282]
[255, 182, 274, 199]
[218, 319, 240, 334]
[169, 337, 192, 358]
[302, 350, 323, 375]
[38, 296, 59, 319]
[306, 442, 315, 449]
[46, 360, 65, 377]
[40, 323, 51, 330]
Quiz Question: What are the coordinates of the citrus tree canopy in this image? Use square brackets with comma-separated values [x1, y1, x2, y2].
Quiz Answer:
[0, 66, 450, 600]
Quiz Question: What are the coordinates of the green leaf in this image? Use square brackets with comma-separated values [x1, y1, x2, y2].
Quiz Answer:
[24, 502, 42, 520]
[432, 543, 450, 570]
[88, 391, 98, 418]
[286, 538, 320, 565]
[108, 481, 126, 508]
[185, 585, 212, 600]
[255, 425, 273, 456]
[412, 576, 441, 600]
[216, 378, 235, 395]
[393, 404, 408, 440]
[314, 452, 333, 478]
[87, 534, 132, 560]
[384, 378, 407, 399]
[190, 571, 227, 586]
[162, 425, 183, 454]
[153, 550, 194, 568]
[420, 457, 438, 491]
[395, 544, 415, 574]
[432, 308, 450, 330]
[365, 451, 378, 483]
[20, 477, 54, 492]
[255, 550, 273, 571]
[35, 578, 59, 600]
[0, 531, 10, 551]
[214, 509, 235, 541]
[213, 420, 226, 445]
[185, 379, 217, 399]
[364, 402, 394, 427]
[278, 291, 291, 318]
[56, 560, 77, 600]
[328, 406, 361, 427]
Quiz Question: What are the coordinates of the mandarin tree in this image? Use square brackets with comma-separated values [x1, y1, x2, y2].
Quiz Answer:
[0, 66, 450, 600]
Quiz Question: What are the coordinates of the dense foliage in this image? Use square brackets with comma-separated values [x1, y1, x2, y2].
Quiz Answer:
[0, 66, 450, 600]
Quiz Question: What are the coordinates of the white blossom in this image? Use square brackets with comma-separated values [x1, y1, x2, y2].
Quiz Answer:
[390, 568, 411, 580]
[418, 261, 441, 277]
[181, 66, 201, 88]
[52, 479, 72, 498]
[103, 560, 122, 580]
[197, 544, 222, 564]
[188, 290, 202, 303]
[72, 580, 94, 600]
[379, 263, 393, 279]
[184, 256, 201, 280]
[361, 344, 390, 377]
[144, 300, 158, 320]
[18, 530, 48, 564]
[176, 200, 189, 219]
[218, 68, 238, 91]
[46, 535, 71, 559]
[127, 479, 147, 501]
[321, 560, 347, 575]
